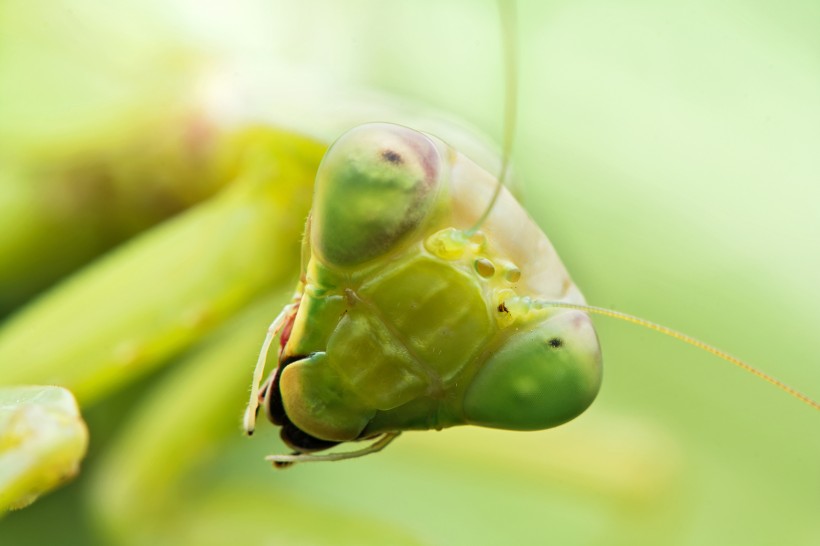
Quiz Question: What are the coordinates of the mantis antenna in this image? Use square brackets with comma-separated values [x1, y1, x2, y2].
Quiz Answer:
[465, 2, 819, 413]
[536, 300, 820, 411]
[464, 0, 518, 237]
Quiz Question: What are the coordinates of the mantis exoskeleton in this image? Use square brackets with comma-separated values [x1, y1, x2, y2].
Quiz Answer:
[243, 0, 818, 467]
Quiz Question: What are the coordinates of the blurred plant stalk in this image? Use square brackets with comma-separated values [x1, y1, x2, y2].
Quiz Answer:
[0, 128, 324, 405]
[0, 113, 242, 315]
[0, 122, 323, 514]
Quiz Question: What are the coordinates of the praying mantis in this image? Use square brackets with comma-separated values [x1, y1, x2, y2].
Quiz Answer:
[242, 1, 819, 470]
[1, 1, 818, 545]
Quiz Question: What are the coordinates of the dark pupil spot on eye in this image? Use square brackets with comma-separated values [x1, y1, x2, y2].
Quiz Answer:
[381, 149, 403, 164]
[497, 302, 509, 313]
[548, 337, 563, 349]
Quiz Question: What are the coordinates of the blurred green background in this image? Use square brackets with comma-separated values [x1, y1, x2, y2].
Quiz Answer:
[1, 0, 819, 545]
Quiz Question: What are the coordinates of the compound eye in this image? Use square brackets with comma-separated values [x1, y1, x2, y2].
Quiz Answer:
[464, 311, 602, 431]
[311, 123, 443, 267]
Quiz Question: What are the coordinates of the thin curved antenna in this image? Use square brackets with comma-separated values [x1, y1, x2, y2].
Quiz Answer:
[536, 300, 820, 411]
[465, 0, 518, 236]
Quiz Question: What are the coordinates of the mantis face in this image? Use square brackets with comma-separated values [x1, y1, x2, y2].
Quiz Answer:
[249, 122, 602, 461]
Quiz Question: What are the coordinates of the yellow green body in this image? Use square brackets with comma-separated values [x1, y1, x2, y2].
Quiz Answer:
[265, 124, 602, 451]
